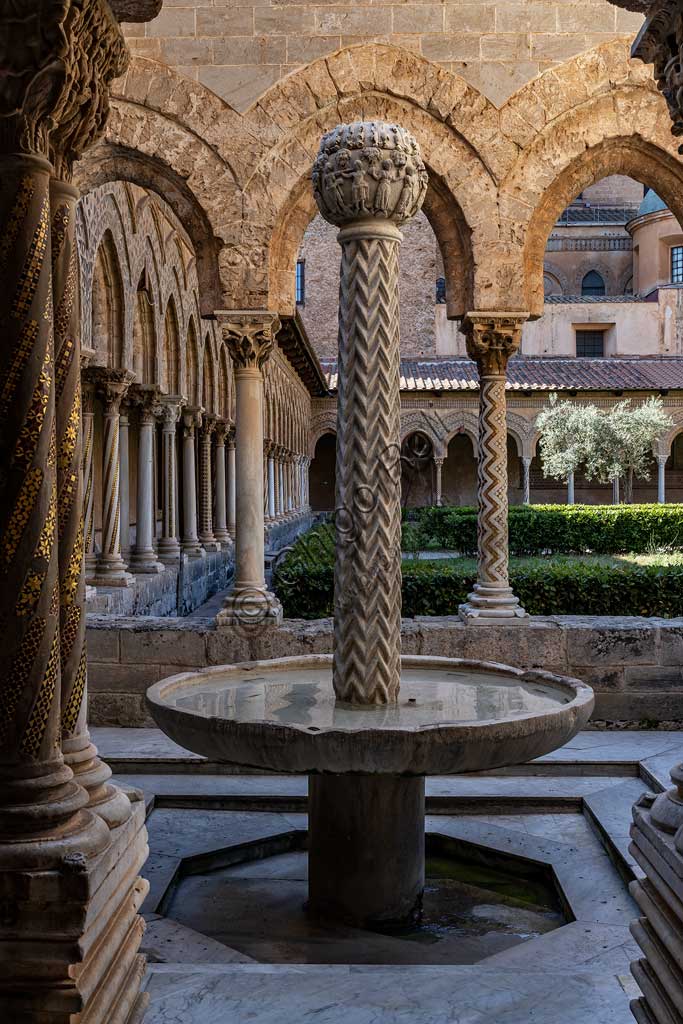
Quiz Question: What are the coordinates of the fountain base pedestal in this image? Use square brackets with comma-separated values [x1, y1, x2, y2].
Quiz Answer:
[308, 774, 425, 929]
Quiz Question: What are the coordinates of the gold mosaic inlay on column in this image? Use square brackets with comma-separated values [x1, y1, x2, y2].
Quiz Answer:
[0, 176, 34, 273]
[20, 626, 60, 759]
[11, 196, 49, 321]
[0, 616, 45, 748]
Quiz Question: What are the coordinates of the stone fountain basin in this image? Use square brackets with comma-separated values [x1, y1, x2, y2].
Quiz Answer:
[146, 655, 594, 775]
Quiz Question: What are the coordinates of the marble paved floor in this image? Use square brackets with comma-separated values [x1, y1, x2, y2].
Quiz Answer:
[94, 727, 683, 1024]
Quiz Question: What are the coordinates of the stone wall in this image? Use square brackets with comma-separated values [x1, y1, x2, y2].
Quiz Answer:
[299, 211, 439, 358]
[87, 614, 683, 727]
[121, 1, 644, 111]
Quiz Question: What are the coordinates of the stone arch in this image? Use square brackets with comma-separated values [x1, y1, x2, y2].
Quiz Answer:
[132, 268, 155, 383]
[91, 229, 125, 368]
[657, 417, 683, 460]
[580, 267, 608, 296]
[505, 412, 534, 459]
[441, 411, 480, 453]
[162, 295, 181, 394]
[399, 411, 444, 457]
[309, 411, 338, 457]
[499, 43, 683, 316]
[218, 345, 232, 421]
[186, 317, 199, 407]
[542, 260, 570, 296]
[202, 335, 216, 414]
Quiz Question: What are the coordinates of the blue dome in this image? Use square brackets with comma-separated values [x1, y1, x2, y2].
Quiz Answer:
[637, 189, 669, 217]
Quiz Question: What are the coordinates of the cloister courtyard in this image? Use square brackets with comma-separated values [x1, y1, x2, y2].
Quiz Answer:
[3, 1, 683, 1024]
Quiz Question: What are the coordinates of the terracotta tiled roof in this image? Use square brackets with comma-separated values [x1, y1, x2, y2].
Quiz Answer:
[321, 357, 683, 393]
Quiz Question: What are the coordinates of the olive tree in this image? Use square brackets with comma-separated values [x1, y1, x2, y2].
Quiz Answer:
[536, 395, 672, 502]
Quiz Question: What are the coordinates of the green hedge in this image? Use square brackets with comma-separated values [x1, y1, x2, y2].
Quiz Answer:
[410, 503, 683, 555]
[273, 554, 683, 620]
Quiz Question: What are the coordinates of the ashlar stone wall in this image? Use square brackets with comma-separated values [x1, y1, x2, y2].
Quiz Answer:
[121, 0, 644, 111]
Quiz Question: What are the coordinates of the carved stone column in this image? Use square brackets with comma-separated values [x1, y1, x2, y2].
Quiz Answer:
[92, 369, 134, 585]
[227, 427, 237, 536]
[157, 396, 183, 563]
[182, 406, 204, 558]
[434, 457, 444, 506]
[275, 448, 284, 518]
[0, 2, 155, 1021]
[214, 420, 232, 547]
[119, 401, 131, 561]
[459, 313, 529, 625]
[612, 476, 621, 505]
[266, 445, 276, 522]
[199, 415, 220, 551]
[604, 7, 683, 1022]
[521, 456, 532, 506]
[82, 371, 98, 580]
[130, 388, 164, 573]
[216, 313, 283, 627]
[313, 121, 427, 704]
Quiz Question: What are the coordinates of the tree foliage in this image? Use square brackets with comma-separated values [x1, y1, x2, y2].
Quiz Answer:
[536, 395, 672, 501]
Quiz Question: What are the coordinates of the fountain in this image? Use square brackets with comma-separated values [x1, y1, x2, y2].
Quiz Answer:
[147, 121, 594, 932]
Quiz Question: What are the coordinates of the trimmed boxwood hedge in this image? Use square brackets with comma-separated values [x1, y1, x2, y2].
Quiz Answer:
[273, 556, 683, 620]
[410, 503, 683, 555]
[272, 521, 683, 619]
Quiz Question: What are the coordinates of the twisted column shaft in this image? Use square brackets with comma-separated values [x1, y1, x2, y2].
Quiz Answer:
[333, 225, 403, 705]
[459, 313, 528, 624]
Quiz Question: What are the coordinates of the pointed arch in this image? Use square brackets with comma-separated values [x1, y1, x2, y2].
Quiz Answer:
[162, 296, 181, 394]
[202, 336, 215, 414]
[186, 317, 199, 406]
[91, 229, 125, 368]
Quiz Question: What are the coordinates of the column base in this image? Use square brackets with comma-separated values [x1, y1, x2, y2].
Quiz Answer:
[0, 794, 149, 1024]
[215, 585, 283, 629]
[200, 538, 222, 552]
[628, 765, 683, 1024]
[308, 774, 425, 929]
[62, 733, 134, 829]
[93, 558, 135, 588]
[214, 530, 232, 548]
[157, 539, 181, 564]
[129, 558, 165, 574]
[459, 582, 529, 625]
[182, 542, 206, 559]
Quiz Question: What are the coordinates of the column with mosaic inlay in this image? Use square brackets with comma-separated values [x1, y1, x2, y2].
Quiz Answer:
[51, 178, 130, 827]
[213, 420, 232, 547]
[158, 395, 184, 563]
[199, 414, 220, 551]
[93, 368, 134, 586]
[459, 313, 529, 625]
[82, 367, 98, 581]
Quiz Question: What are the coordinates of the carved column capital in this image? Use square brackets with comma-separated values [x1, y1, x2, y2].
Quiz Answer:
[201, 414, 217, 438]
[159, 395, 184, 430]
[218, 311, 280, 372]
[214, 420, 230, 444]
[463, 312, 528, 377]
[313, 121, 428, 227]
[90, 368, 134, 413]
[182, 405, 203, 437]
[624, 0, 683, 145]
[0, 0, 128, 169]
[131, 385, 162, 425]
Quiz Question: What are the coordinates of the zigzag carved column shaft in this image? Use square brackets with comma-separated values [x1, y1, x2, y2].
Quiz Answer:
[459, 313, 529, 625]
[313, 121, 427, 704]
[52, 180, 131, 828]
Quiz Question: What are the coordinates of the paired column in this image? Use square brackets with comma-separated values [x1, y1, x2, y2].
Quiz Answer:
[157, 396, 183, 563]
[82, 371, 98, 579]
[130, 388, 164, 573]
[266, 445, 276, 521]
[182, 407, 204, 558]
[521, 456, 531, 506]
[434, 456, 444, 506]
[459, 313, 529, 625]
[216, 313, 283, 627]
[93, 369, 134, 586]
[213, 421, 232, 547]
[0, 2, 155, 1019]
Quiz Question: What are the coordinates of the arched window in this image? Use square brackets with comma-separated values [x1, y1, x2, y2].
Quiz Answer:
[581, 271, 605, 297]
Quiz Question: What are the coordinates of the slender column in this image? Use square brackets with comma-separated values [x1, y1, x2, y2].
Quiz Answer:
[612, 476, 620, 504]
[130, 389, 164, 573]
[119, 402, 131, 560]
[93, 369, 134, 585]
[277, 452, 284, 518]
[459, 313, 529, 625]
[198, 415, 220, 550]
[521, 455, 531, 505]
[434, 457, 444, 506]
[227, 428, 237, 536]
[182, 407, 205, 558]
[157, 396, 183, 562]
[52, 179, 130, 828]
[216, 312, 283, 627]
[214, 421, 231, 547]
[82, 371, 98, 579]
[657, 454, 667, 503]
[267, 448, 276, 521]
[567, 470, 575, 505]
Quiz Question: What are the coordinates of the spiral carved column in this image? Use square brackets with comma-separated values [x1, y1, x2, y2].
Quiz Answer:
[199, 415, 220, 550]
[308, 121, 428, 928]
[313, 121, 427, 706]
[157, 396, 183, 563]
[459, 313, 529, 625]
